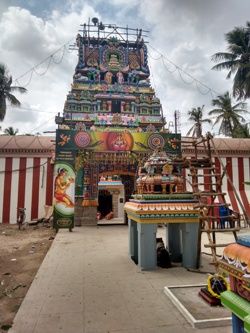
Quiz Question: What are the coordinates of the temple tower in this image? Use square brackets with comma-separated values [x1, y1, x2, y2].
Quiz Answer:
[54, 20, 179, 229]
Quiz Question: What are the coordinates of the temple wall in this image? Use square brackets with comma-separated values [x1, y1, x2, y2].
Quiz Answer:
[183, 156, 250, 218]
[0, 156, 54, 224]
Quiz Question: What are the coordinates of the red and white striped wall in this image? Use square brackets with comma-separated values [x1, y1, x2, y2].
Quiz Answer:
[184, 157, 250, 218]
[0, 157, 53, 224]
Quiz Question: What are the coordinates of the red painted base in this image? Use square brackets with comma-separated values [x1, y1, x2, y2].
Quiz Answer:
[198, 288, 221, 306]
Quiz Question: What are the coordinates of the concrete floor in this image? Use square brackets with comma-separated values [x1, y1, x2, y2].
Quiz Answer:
[9, 225, 235, 333]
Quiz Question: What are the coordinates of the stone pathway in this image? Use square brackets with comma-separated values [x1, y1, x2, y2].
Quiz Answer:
[9, 225, 234, 333]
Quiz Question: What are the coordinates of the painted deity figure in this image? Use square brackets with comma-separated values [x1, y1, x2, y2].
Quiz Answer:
[110, 133, 128, 151]
[54, 168, 74, 208]
[105, 71, 113, 84]
[117, 71, 124, 84]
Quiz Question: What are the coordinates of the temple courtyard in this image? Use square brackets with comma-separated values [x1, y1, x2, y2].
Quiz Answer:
[7, 224, 246, 333]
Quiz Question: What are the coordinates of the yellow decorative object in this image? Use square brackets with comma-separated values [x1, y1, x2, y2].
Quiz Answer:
[163, 163, 173, 174]
[207, 274, 230, 299]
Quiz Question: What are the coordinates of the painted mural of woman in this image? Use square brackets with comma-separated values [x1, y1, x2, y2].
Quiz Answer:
[54, 168, 75, 208]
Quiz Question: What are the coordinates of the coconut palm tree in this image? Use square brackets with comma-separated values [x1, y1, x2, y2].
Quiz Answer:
[4, 126, 19, 135]
[211, 22, 250, 100]
[186, 106, 211, 138]
[232, 123, 250, 138]
[208, 92, 249, 137]
[0, 63, 27, 121]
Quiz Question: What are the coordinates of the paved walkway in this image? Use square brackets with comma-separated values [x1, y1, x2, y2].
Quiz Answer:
[9, 225, 233, 333]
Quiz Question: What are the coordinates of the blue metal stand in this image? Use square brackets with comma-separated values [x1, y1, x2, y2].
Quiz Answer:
[181, 223, 199, 268]
[137, 223, 157, 270]
[167, 223, 182, 262]
[232, 313, 244, 333]
[128, 219, 138, 264]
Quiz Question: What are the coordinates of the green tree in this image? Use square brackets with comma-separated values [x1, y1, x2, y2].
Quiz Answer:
[186, 105, 211, 137]
[208, 92, 248, 137]
[0, 63, 27, 121]
[4, 126, 19, 135]
[232, 123, 250, 138]
[212, 22, 250, 100]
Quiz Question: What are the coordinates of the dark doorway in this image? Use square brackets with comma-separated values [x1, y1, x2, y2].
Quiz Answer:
[111, 100, 121, 113]
[98, 190, 112, 219]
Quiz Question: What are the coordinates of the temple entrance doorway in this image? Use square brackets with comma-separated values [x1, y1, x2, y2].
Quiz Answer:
[97, 174, 129, 224]
[98, 190, 113, 219]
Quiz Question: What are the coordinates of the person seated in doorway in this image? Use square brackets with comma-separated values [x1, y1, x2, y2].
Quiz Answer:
[97, 211, 102, 220]
[105, 211, 114, 220]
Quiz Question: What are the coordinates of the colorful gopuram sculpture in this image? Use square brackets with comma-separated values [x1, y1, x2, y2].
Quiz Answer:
[63, 24, 163, 132]
[124, 149, 200, 270]
[53, 20, 181, 230]
[219, 236, 250, 333]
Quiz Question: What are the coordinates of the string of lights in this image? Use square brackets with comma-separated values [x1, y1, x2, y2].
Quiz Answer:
[16, 106, 56, 114]
[29, 115, 56, 134]
[148, 43, 220, 97]
[0, 160, 49, 174]
[14, 39, 73, 87]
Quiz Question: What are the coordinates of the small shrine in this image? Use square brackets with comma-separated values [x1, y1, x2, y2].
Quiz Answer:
[124, 149, 200, 270]
[97, 175, 125, 221]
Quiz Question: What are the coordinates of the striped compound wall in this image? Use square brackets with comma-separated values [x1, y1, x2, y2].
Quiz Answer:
[184, 156, 250, 219]
[0, 136, 54, 224]
[0, 156, 54, 224]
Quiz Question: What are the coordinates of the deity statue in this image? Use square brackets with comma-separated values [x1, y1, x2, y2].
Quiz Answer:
[124, 102, 130, 112]
[105, 71, 113, 84]
[108, 54, 120, 71]
[117, 71, 124, 84]
[102, 101, 109, 111]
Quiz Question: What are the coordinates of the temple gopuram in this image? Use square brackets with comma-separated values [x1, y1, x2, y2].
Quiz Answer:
[53, 19, 181, 229]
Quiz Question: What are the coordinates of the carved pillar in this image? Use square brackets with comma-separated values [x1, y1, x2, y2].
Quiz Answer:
[112, 190, 120, 218]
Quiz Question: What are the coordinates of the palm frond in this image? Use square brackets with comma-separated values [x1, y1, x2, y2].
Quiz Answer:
[212, 60, 239, 72]
[211, 52, 236, 62]
[0, 63, 7, 76]
[186, 125, 195, 137]
[0, 95, 6, 121]
[5, 93, 21, 106]
[201, 118, 212, 124]
[208, 109, 224, 115]
[211, 115, 223, 127]
[232, 101, 248, 110]
[0, 63, 26, 121]
[10, 86, 27, 94]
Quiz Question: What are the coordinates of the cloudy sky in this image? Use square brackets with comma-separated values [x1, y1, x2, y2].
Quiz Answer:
[0, 0, 250, 136]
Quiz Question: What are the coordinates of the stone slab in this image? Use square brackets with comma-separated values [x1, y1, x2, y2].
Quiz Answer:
[164, 284, 231, 329]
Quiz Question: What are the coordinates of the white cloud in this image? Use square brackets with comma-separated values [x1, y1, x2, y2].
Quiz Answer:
[0, 4, 99, 134]
[0, 0, 249, 136]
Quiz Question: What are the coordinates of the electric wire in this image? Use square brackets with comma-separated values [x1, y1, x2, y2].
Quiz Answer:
[0, 159, 50, 174]
[148, 43, 221, 97]
[13, 38, 74, 87]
